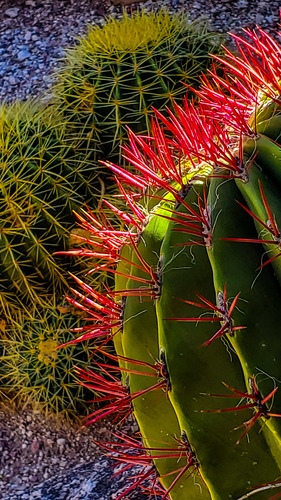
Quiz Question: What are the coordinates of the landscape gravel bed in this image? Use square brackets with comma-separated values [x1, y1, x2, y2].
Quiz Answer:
[0, 0, 280, 103]
[3, 457, 151, 500]
[0, 403, 142, 499]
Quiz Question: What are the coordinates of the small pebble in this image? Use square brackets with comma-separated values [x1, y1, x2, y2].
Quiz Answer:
[17, 50, 31, 62]
[8, 76, 17, 85]
[25, 31, 32, 42]
[57, 438, 66, 446]
[5, 8, 20, 19]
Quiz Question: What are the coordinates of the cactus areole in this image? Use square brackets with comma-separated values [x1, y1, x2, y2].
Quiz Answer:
[66, 26, 281, 499]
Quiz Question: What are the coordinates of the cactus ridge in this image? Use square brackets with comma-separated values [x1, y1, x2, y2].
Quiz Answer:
[64, 25, 281, 499]
[119, 197, 205, 497]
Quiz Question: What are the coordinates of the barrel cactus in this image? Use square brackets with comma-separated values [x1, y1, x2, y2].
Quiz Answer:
[65, 27, 281, 499]
[0, 99, 102, 318]
[0, 300, 97, 417]
[54, 9, 221, 163]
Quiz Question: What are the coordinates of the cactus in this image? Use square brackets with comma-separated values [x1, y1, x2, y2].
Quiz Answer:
[0, 99, 103, 318]
[53, 10, 221, 163]
[0, 300, 99, 417]
[65, 26, 281, 499]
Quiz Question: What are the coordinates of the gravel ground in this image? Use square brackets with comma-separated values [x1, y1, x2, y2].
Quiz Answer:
[0, 0, 281, 103]
[3, 456, 150, 500]
[1, 0, 281, 499]
[0, 403, 143, 500]
[0, 403, 103, 495]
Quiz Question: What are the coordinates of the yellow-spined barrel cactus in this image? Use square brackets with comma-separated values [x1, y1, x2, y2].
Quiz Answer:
[64, 27, 281, 499]
[0, 100, 102, 318]
[0, 302, 96, 417]
[54, 10, 221, 162]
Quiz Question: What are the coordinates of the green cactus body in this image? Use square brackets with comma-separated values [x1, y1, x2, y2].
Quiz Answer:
[113, 189, 175, 366]
[69, 26, 281, 500]
[243, 134, 281, 185]
[256, 115, 281, 142]
[55, 10, 221, 162]
[234, 155, 281, 286]
[248, 99, 281, 128]
[0, 100, 101, 316]
[112, 242, 132, 366]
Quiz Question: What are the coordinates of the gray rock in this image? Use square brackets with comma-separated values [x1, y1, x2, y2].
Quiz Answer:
[256, 13, 264, 24]
[25, 31, 32, 42]
[17, 50, 31, 62]
[266, 15, 275, 23]
[5, 8, 20, 18]
[8, 76, 17, 86]
[56, 438, 66, 447]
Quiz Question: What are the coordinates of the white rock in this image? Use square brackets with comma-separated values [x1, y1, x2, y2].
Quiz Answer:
[8, 76, 17, 85]
[5, 8, 20, 18]
[17, 49, 31, 62]
[25, 31, 32, 42]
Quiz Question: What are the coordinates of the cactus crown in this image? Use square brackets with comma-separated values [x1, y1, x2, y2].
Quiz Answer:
[77, 10, 200, 54]
[55, 9, 221, 163]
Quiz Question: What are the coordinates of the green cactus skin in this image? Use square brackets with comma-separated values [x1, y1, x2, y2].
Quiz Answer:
[0, 100, 102, 317]
[54, 10, 221, 163]
[243, 135, 281, 185]
[0, 303, 95, 417]
[248, 99, 281, 128]
[112, 243, 132, 366]
[71, 166, 281, 495]
[233, 155, 281, 287]
[256, 115, 281, 142]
